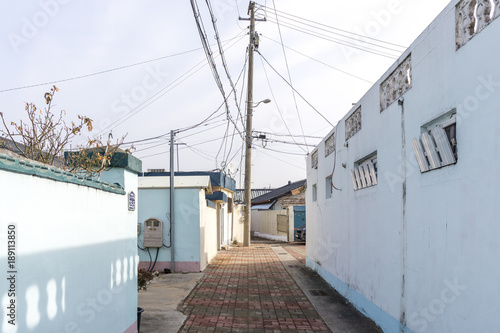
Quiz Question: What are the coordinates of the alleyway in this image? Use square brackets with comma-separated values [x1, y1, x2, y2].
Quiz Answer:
[176, 238, 381, 332]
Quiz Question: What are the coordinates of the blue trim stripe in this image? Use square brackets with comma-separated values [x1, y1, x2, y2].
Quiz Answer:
[306, 257, 413, 333]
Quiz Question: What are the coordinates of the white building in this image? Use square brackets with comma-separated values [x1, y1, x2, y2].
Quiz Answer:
[306, 1, 500, 332]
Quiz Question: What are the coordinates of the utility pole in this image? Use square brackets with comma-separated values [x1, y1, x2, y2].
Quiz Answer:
[170, 130, 175, 272]
[240, 2, 265, 247]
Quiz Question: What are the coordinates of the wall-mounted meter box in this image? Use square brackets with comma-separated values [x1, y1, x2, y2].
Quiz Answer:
[144, 218, 163, 248]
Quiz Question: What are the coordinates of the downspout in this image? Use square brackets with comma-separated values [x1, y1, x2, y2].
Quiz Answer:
[398, 98, 407, 331]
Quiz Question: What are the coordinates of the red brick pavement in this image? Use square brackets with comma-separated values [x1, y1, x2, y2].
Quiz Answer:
[179, 245, 330, 332]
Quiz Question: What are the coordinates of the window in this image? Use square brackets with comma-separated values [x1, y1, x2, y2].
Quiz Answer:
[345, 107, 362, 141]
[325, 132, 335, 157]
[312, 184, 317, 202]
[412, 111, 457, 173]
[311, 150, 318, 169]
[380, 55, 412, 111]
[325, 176, 332, 199]
[456, 0, 500, 50]
[351, 152, 378, 191]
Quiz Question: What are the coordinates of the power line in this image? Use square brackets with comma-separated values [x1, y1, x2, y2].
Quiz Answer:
[176, 119, 227, 140]
[257, 146, 306, 170]
[262, 17, 398, 59]
[264, 8, 406, 53]
[254, 130, 324, 139]
[271, 0, 309, 153]
[264, 36, 373, 84]
[95, 57, 209, 137]
[205, 0, 245, 127]
[0, 48, 205, 93]
[1, 35, 249, 94]
[256, 146, 307, 156]
[259, 55, 307, 154]
[257, 3, 407, 49]
[190, 0, 242, 143]
[254, 136, 318, 147]
[257, 50, 334, 127]
[98, 31, 249, 137]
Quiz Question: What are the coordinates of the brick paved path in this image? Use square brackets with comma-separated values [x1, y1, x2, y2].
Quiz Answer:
[281, 244, 306, 264]
[179, 244, 330, 332]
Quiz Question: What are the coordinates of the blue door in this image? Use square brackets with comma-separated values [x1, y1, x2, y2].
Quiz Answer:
[293, 206, 306, 241]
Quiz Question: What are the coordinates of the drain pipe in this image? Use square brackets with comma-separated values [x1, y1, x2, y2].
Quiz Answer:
[170, 130, 175, 273]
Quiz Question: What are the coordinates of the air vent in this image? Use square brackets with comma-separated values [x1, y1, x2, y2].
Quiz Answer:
[412, 124, 456, 173]
[351, 153, 378, 191]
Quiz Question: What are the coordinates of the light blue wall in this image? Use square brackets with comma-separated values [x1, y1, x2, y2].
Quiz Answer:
[137, 188, 201, 265]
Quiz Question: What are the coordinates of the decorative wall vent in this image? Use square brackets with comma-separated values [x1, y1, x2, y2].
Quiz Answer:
[345, 107, 362, 141]
[456, 0, 500, 49]
[325, 132, 336, 157]
[380, 55, 412, 111]
[311, 150, 318, 169]
[412, 115, 457, 173]
[351, 154, 378, 191]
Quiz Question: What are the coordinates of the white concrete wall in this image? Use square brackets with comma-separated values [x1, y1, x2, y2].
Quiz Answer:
[307, 1, 500, 332]
[218, 188, 234, 246]
[199, 194, 218, 271]
[232, 204, 244, 244]
[0, 164, 137, 333]
[251, 210, 288, 241]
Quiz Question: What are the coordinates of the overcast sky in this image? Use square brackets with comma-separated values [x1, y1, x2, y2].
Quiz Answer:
[0, 0, 451, 188]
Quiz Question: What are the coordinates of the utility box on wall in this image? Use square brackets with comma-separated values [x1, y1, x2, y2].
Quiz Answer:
[144, 218, 163, 247]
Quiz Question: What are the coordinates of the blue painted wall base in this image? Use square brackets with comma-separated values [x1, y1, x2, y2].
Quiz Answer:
[306, 257, 413, 333]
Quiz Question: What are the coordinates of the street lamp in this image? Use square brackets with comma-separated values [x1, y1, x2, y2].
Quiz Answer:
[243, 97, 271, 247]
[253, 99, 271, 108]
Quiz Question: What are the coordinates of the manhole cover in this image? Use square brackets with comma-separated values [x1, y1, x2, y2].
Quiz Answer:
[309, 289, 329, 296]
[278, 253, 288, 255]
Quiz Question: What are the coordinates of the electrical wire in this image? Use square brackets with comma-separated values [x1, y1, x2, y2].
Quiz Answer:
[256, 146, 306, 156]
[205, 0, 245, 126]
[330, 147, 341, 191]
[0, 48, 203, 93]
[191, 0, 244, 148]
[254, 130, 324, 139]
[256, 146, 306, 170]
[176, 119, 227, 140]
[271, 0, 309, 153]
[221, 51, 248, 170]
[95, 30, 249, 137]
[148, 248, 160, 272]
[262, 16, 398, 59]
[257, 4, 407, 49]
[257, 50, 334, 127]
[185, 144, 218, 162]
[263, 36, 373, 84]
[328, 119, 343, 192]
[175, 48, 248, 139]
[146, 248, 153, 271]
[262, 8, 406, 53]
[0, 35, 247, 94]
[259, 56, 307, 154]
[255, 136, 317, 147]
